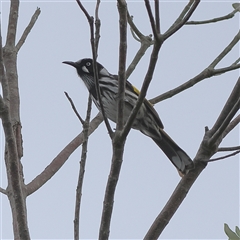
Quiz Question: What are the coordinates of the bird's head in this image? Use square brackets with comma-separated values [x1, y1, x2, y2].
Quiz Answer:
[63, 58, 111, 78]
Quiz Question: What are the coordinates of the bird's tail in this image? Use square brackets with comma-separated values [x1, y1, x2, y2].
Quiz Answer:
[152, 129, 194, 175]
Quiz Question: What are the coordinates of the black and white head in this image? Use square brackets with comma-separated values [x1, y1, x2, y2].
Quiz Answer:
[63, 58, 111, 90]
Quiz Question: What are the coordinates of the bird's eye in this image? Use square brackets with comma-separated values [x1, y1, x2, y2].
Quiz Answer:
[86, 62, 91, 67]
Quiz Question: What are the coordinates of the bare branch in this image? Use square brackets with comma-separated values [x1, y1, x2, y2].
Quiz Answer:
[116, 0, 127, 131]
[221, 114, 240, 139]
[213, 63, 240, 76]
[64, 91, 85, 125]
[150, 32, 240, 105]
[0, 16, 8, 99]
[0, 187, 7, 195]
[26, 113, 103, 196]
[74, 94, 92, 240]
[98, 2, 127, 239]
[208, 78, 240, 147]
[163, 0, 200, 40]
[218, 146, 240, 152]
[144, 0, 158, 40]
[94, 0, 101, 54]
[121, 42, 161, 140]
[126, 13, 154, 79]
[15, 7, 41, 52]
[149, 68, 212, 104]
[155, 0, 160, 34]
[186, 8, 239, 25]
[144, 160, 206, 239]
[75, 0, 92, 22]
[231, 57, 240, 66]
[127, 12, 145, 40]
[207, 150, 240, 162]
[5, 0, 19, 47]
[209, 31, 240, 68]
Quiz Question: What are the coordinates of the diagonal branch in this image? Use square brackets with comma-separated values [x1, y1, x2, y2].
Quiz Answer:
[163, 0, 200, 40]
[144, 159, 206, 239]
[126, 12, 154, 79]
[144, 0, 158, 40]
[209, 30, 240, 68]
[15, 8, 41, 52]
[208, 78, 240, 146]
[64, 92, 84, 125]
[150, 31, 240, 105]
[221, 114, 240, 139]
[0, 187, 7, 195]
[207, 150, 240, 162]
[26, 112, 103, 196]
[208, 98, 240, 147]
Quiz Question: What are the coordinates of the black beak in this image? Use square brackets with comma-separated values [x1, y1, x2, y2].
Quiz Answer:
[62, 61, 77, 68]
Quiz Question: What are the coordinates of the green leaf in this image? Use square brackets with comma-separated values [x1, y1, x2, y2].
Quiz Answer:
[224, 223, 240, 240]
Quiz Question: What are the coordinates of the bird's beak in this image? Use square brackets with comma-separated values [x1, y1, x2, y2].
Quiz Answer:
[62, 61, 77, 68]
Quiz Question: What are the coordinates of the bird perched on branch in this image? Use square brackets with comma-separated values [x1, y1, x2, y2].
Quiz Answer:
[63, 58, 194, 175]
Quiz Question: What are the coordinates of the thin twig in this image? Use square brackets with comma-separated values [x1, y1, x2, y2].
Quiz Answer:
[218, 146, 240, 152]
[186, 8, 239, 25]
[209, 97, 240, 147]
[127, 12, 145, 40]
[209, 31, 240, 68]
[163, 0, 200, 40]
[15, 7, 41, 52]
[74, 94, 92, 240]
[221, 114, 240, 139]
[208, 78, 240, 146]
[207, 150, 240, 162]
[94, 0, 101, 54]
[64, 92, 84, 125]
[126, 12, 154, 79]
[144, 0, 158, 40]
[0, 187, 7, 195]
[121, 42, 161, 140]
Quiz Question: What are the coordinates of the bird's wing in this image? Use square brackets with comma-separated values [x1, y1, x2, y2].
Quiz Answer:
[125, 80, 164, 129]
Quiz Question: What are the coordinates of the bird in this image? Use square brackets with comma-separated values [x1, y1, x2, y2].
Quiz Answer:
[63, 58, 194, 175]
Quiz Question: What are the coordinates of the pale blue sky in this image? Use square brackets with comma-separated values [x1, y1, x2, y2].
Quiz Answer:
[0, 1, 239, 239]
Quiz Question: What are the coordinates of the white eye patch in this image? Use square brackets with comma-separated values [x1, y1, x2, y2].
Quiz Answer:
[99, 67, 110, 77]
[82, 66, 89, 73]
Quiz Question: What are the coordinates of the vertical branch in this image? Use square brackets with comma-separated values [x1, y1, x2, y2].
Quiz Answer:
[5, 0, 19, 47]
[154, 0, 160, 34]
[116, 0, 127, 131]
[98, 1, 127, 239]
[74, 94, 92, 240]
[1, 0, 30, 238]
[144, 0, 158, 39]
[94, 0, 101, 53]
